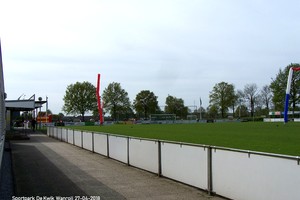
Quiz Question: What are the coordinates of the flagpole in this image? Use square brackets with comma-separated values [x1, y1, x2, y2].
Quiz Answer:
[46, 96, 48, 123]
[199, 97, 202, 121]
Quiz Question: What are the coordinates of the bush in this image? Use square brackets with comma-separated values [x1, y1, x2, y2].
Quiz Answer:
[85, 121, 95, 126]
[54, 122, 65, 126]
[240, 117, 264, 122]
[206, 119, 215, 123]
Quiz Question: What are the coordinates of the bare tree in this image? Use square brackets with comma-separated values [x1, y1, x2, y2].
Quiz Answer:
[236, 89, 246, 118]
[243, 83, 259, 117]
[260, 85, 273, 111]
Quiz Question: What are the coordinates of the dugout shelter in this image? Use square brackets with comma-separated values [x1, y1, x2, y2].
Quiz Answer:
[5, 94, 47, 130]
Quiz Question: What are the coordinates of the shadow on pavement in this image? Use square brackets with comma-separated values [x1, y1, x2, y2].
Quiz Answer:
[0, 141, 14, 199]
[12, 144, 87, 196]
[11, 140, 125, 199]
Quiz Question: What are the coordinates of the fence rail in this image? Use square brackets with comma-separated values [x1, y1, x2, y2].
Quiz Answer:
[48, 127, 300, 200]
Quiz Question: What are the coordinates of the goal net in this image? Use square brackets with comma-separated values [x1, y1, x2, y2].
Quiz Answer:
[149, 114, 176, 124]
[187, 115, 197, 120]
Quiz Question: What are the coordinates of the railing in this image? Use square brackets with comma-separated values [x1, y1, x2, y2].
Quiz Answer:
[48, 127, 300, 200]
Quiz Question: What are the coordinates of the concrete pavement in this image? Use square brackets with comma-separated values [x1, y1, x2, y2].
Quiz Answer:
[10, 134, 225, 199]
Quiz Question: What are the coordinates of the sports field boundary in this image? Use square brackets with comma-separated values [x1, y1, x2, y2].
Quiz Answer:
[48, 127, 300, 200]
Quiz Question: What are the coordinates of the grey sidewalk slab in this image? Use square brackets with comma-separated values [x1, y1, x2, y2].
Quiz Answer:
[11, 134, 225, 199]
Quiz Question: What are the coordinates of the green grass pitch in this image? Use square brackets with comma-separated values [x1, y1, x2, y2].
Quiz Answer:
[73, 122, 300, 156]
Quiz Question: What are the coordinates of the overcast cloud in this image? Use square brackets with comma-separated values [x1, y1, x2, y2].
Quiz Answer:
[1, 0, 300, 114]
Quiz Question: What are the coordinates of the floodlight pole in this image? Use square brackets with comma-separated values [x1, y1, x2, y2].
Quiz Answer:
[199, 98, 202, 121]
[39, 97, 42, 130]
[46, 96, 48, 123]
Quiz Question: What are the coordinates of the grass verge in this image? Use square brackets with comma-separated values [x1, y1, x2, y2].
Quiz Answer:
[71, 122, 300, 156]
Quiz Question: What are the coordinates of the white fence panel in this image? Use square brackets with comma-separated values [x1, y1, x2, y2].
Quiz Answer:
[54, 128, 57, 139]
[212, 149, 300, 200]
[51, 127, 55, 137]
[61, 129, 67, 142]
[263, 118, 284, 122]
[82, 131, 93, 151]
[52, 127, 56, 138]
[47, 127, 50, 136]
[67, 129, 74, 144]
[56, 128, 60, 139]
[57, 128, 62, 140]
[46, 127, 300, 200]
[109, 136, 128, 163]
[129, 139, 158, 173]
[94, 133, 108, 156]
[48, 127, 52, 137]
[161, 142, 207, 189]
[74, 130, 82, 147]
[49, 127, 52, 137]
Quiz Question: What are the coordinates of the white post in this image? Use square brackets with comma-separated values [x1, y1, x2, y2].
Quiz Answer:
[46, 96, 48, 123]
[199, 98, 202, 120]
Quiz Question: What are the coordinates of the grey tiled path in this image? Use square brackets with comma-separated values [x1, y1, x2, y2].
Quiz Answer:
[11, 134, 225, 199]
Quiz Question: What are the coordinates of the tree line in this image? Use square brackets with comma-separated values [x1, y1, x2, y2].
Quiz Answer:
[62, 81, 189, 121]
[62, 63, 300, 121]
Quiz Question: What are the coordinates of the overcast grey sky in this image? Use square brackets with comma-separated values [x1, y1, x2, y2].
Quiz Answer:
[1, 0, 300, 114]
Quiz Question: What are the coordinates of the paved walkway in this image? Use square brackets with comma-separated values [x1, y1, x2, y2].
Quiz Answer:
[10, 134, 225, 199]
[0, 141, 14, 199]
